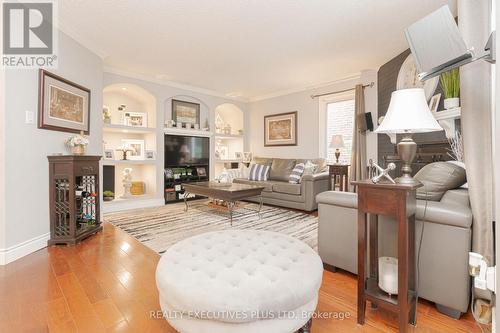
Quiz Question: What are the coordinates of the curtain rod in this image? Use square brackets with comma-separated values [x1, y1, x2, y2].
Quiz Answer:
[310, 81, 375, 99]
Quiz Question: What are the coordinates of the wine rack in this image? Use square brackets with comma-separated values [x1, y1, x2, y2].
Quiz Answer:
[48, 155, 102, 245]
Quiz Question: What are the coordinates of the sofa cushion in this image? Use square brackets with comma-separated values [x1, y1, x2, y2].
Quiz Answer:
[252, 157, 273, 166]
[248, 164, 270, 181]
[233, 178, 273, 192]
[272, 182, 302, 196]
[414, 162, 467, 201]
[269, 158, 296, 181]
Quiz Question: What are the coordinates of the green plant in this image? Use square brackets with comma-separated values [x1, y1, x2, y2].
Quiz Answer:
[440, 68, 460, 99]
[103, 191, 114, 197]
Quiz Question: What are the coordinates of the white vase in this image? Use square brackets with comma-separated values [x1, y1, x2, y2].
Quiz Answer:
[444, 97, 460, 110]
[379, 256, 398, 295]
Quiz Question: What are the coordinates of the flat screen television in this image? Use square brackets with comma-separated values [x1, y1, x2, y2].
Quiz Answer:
[164, 135, 210, 166]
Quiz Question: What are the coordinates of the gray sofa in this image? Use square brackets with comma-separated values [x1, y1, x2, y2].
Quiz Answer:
[233, 157, 330, 211]
[316, 188, 472, 318]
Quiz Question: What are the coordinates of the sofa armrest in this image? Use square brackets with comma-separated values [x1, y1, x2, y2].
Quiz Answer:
[302, 171, 330, 182]
[316, 191, 357, 209]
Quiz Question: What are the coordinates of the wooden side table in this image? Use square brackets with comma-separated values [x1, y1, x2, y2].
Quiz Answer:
[328, 164, 349, 191]
[351, 180, 422, 333]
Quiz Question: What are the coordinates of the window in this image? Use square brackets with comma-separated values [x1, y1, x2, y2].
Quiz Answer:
[326, 99, 355, 164]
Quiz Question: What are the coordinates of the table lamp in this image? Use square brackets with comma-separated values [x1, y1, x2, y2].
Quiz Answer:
[375, 88, 442, 184]
[329, 135, 345, 164]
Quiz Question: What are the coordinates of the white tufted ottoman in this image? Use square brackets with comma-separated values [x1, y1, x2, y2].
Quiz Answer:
[156, 230, 323, 333]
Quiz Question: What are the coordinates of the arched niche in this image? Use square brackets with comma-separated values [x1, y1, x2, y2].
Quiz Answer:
[214, 103, 244, 135]
[164, 95, 211, 129]
[103, 83, 156, 127]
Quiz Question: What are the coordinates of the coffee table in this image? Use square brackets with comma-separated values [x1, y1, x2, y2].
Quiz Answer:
[182, 182, 265, 225]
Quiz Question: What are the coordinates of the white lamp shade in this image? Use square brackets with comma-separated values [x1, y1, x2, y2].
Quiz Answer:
[329, 135, 345, 148]
[375, 88, 443, 134]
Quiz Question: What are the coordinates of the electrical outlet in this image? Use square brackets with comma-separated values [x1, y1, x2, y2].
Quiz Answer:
[25, 110, 34, 124]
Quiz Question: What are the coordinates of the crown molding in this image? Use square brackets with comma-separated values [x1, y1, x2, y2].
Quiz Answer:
[103, 67, 250, 103]
[248, 73, 363, 102]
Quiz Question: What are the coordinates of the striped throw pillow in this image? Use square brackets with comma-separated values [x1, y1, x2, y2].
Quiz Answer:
[289, 163, 305, 184]
[248, 164, 270, 181]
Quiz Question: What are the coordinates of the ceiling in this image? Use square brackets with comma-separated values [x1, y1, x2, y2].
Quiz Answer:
[57, 0, 457, 101]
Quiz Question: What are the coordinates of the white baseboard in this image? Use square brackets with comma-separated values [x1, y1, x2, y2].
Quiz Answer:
[0, 232, 49, 265]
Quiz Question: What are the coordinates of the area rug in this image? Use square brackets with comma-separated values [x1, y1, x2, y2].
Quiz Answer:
[104, 200, 318, 254]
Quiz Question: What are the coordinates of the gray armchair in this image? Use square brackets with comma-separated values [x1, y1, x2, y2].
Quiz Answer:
[316, 188, 472, 318]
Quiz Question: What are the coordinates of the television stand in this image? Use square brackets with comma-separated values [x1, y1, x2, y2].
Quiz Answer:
[164, 165, 209, 204]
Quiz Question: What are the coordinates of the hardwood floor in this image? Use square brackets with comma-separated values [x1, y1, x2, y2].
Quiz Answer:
[0, 223, 487, 333]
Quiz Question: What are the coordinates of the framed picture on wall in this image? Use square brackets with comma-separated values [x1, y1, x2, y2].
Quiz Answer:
[121, 139, 145, 160]
[172, 99, 200, 126]
[264, 111, 297, 146]
[38, 69, 91, 134]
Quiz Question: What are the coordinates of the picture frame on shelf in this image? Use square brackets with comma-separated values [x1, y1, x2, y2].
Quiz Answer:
[38, 69, 91, 134]
[429, 93, 441, 113]
[145, 150, 156, 160]
[264, 111, 297, 146]
[235, 152, 243, 160]
[124, 112, 147, 127]
[121, 139, 145, 160]
[196, 167, 207, 177]
[164, 168, 174, 179]
[103, 149, 115, 160]
[172, 99, 200, 126]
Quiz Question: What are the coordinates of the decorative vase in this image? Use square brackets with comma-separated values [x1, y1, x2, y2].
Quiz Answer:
[103, 196, 114, 202]
[71, 145, 85, 155]
[378, 256, 398, 296]
[444, 97, 459, 110]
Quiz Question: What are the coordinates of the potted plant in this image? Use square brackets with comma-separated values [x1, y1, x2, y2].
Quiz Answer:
[440, 68, 460, 109]
[103, 191, 115, 201]
[66, 133, 89, 155]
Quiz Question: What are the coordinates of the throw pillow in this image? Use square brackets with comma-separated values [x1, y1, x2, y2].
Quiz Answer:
[248, 164, 270, 181]
[289, 163, 305, 184]
[303, 160, 318, 175]
[414, 161, 467, 201]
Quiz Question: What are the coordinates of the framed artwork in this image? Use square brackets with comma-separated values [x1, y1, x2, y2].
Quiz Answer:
[121, 139, 145, 160]
[428, 93, 441, 113]
[38, 69, 91, 134]
[145, 150, 156, 160]
[125, 112, 147, 127]
[172, 99, 200, 126]
[103, 149, 115, 160]
[264, 111, 298, 146]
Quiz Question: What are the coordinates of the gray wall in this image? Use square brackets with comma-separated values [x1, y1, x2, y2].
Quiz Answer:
[247, 70, 378, 162]
[3, 31, 103, 250]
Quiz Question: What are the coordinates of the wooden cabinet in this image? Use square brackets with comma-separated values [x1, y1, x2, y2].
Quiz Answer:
[48, 155, 102, 245]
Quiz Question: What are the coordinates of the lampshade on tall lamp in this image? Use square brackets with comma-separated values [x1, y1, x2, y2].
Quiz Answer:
[375, 88, 442, 184]
[329, 135, 345, 164]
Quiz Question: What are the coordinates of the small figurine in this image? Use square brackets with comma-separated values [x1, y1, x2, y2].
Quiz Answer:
[371, 161, 396, 184]
[121, 168, 133, 198]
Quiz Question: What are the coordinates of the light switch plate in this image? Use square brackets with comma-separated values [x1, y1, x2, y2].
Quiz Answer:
[25, 110, 34, 124]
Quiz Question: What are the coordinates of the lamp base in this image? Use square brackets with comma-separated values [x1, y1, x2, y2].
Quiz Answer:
[335, 149, 340, 164]
[395, 134, 421, 185]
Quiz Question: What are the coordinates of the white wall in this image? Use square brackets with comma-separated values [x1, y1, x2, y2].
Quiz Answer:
[247, 70, 378, 162]
[1, 31, 103, 264]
